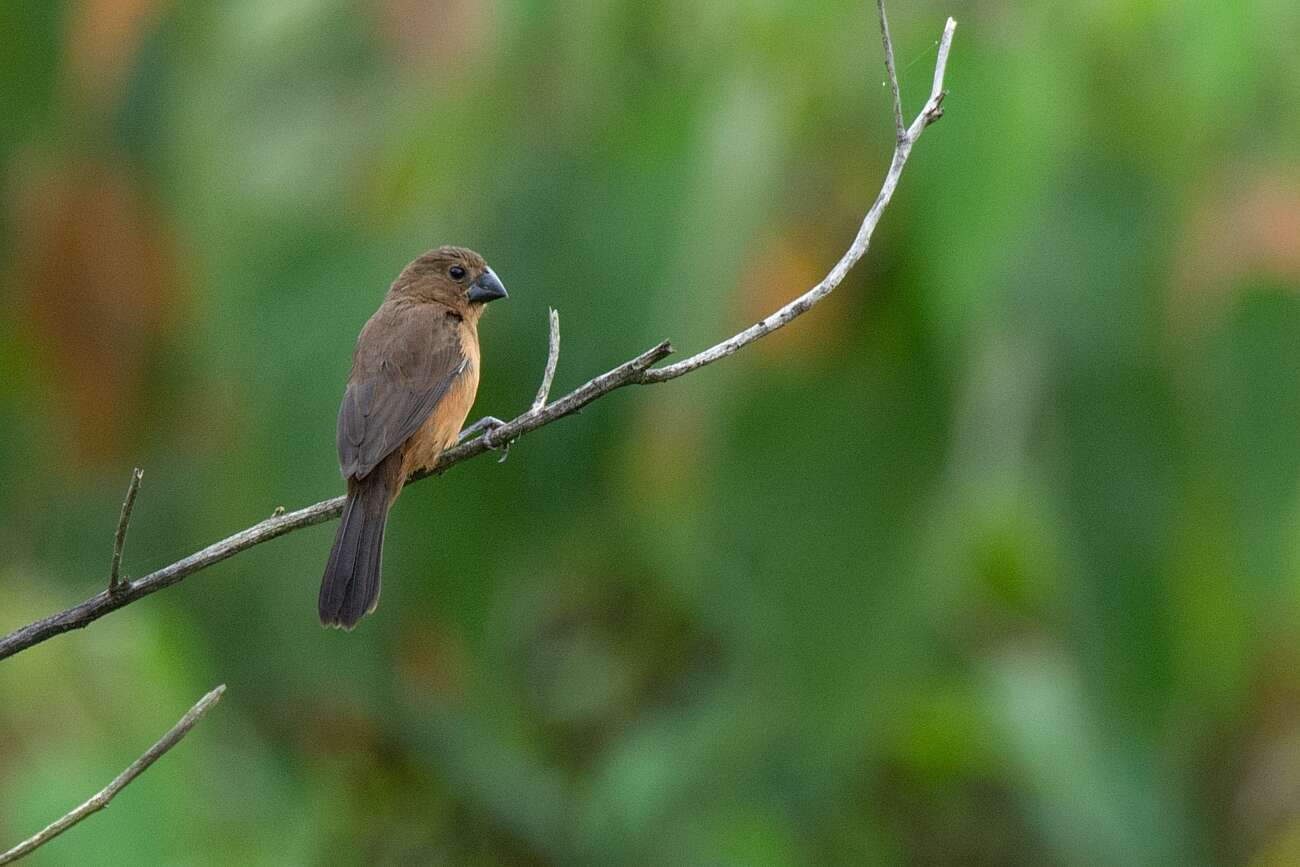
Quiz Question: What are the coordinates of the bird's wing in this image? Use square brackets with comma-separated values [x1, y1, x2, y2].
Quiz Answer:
[336, 304, 468, 481]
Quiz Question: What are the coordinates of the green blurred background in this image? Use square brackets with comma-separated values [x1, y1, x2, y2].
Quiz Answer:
[3, 0, 1300, 864]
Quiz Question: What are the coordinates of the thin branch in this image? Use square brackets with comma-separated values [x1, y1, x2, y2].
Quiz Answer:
[108, 468, 143, 592]
[0, 8, 955, 664]
[876, 0, 906, 140]
[642, 15, 955, 384]
[531, 308, 561, 412]
[0, 685, 225, 865]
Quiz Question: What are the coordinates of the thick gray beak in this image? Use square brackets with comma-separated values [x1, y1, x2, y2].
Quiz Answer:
[467, 268, 508, 304]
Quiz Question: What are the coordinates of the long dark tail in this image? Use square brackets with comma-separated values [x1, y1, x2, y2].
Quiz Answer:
[319, 475, 391, 629]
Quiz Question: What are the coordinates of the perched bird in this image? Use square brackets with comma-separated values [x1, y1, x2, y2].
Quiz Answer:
[319, 246, 508, 629]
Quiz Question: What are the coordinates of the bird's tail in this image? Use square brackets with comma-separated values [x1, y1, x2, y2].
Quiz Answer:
[319, 475, 391, 629]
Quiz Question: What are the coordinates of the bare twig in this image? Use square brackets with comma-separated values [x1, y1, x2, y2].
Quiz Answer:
[0, 7, 955, 663]
[108, 468, 143, 592]
[0, 685, 225, 865]
[532, 308, 561, 412]
[876, 0, 905, 140]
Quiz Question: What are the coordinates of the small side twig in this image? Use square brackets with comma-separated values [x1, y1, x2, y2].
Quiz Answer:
[0, 684, 226, 865]
[531, 308, 561, 412]
[483, 306, 563, 461]
[108, 468, 143, 592]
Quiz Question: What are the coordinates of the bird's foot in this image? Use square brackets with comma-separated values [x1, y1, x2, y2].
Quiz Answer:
[459, 416, 513, 463]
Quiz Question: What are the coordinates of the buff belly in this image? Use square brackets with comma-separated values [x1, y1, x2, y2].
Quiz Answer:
[399, 341, 481, 479]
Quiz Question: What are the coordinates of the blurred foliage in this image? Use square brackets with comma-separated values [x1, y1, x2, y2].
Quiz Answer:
[2, 0, 1300, 864]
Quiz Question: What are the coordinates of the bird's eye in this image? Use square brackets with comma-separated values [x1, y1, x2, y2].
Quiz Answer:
[449, 265, 467, 280]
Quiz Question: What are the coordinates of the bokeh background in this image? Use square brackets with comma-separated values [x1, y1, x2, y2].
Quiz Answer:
[3, 0, 1300, 864]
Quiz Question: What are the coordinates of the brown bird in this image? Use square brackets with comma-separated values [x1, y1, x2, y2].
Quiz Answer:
[319, 246, 508, 629]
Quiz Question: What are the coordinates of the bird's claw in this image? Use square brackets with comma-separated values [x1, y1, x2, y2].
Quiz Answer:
[458, 416, 506, 443]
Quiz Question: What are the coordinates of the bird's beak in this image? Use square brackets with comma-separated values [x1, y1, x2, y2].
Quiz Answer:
[468, 268, 508, 304]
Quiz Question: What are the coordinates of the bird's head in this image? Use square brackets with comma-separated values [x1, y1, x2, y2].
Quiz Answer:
[390, 246, 508, 317]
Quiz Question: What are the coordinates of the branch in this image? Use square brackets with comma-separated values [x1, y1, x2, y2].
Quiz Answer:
[0, 7, 955, 663]
[0, 685, 225, 865]
[108, 468, 143, 592]
[0, 340, 673, 662]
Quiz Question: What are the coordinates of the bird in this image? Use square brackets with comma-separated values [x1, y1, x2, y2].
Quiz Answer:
[319, 246, 508, 629]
